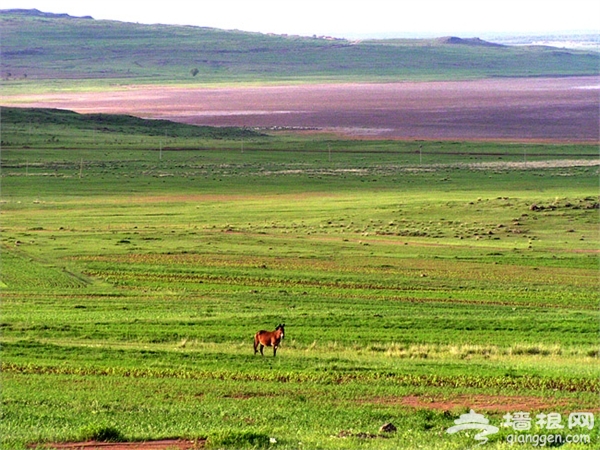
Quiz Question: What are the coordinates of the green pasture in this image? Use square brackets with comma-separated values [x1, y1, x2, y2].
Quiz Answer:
[1, 110, 599, 449]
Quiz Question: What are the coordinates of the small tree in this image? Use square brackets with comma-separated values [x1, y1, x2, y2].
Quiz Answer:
[190, 68, 199, 77]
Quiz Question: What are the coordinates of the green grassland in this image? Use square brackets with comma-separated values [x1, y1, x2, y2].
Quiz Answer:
[1, 9, 599, 94]
[1, 109, 599, 449]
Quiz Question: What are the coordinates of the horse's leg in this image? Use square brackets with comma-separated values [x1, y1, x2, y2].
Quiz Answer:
[254, 334, 262, 355]
[259, 344, 264, 356]
[273, 345, 277, 357]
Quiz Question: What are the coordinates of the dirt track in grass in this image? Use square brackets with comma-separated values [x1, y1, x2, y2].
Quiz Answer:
[392, 395, 597, 412]
[37, 440, 205, 450]
[5, 77, 599, 142]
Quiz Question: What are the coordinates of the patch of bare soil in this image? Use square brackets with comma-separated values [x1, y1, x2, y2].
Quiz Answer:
[367, 394, 596, 412]
[37, 439, 204, 450]
[4, 77, 598, 142]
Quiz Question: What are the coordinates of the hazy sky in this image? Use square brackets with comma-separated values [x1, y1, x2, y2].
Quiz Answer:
[2, 0, 598, 38]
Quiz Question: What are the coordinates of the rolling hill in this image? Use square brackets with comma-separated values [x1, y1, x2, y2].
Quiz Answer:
[2, 9, 599, 85]
[1, 106, 261, 140]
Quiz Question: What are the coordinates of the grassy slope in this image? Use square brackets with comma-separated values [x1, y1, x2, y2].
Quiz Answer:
[1, 107, 262, 140]
[1, 9, 599, 92]
[1, 110, 599, 449]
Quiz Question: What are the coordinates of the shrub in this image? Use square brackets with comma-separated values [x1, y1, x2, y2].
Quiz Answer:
[207, 430, 271, 449]
[80, 424, 125, 442]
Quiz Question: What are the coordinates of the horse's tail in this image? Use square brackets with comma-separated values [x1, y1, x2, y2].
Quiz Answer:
[253, 332, 259, 353]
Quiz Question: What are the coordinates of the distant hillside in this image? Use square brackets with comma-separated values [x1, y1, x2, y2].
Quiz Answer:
[1, 8, 93, 20]
[436, 36, 505, 47]
[1, 9, 598, 84]
[2, 107, 261, 139]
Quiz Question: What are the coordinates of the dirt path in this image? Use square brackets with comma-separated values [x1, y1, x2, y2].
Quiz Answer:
[38, 439, 204, 450]
[4, 77, 598, 142]
[377, 394, 599, 412]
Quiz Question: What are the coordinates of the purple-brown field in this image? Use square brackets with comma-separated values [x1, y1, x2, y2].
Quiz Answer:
[5, 76, 599, 142]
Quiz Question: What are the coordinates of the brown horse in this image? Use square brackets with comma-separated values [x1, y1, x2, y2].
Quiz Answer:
[254, 324, 285, 356]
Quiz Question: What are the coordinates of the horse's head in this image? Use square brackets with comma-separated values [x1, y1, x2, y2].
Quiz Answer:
[276, 323, 285, 339]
